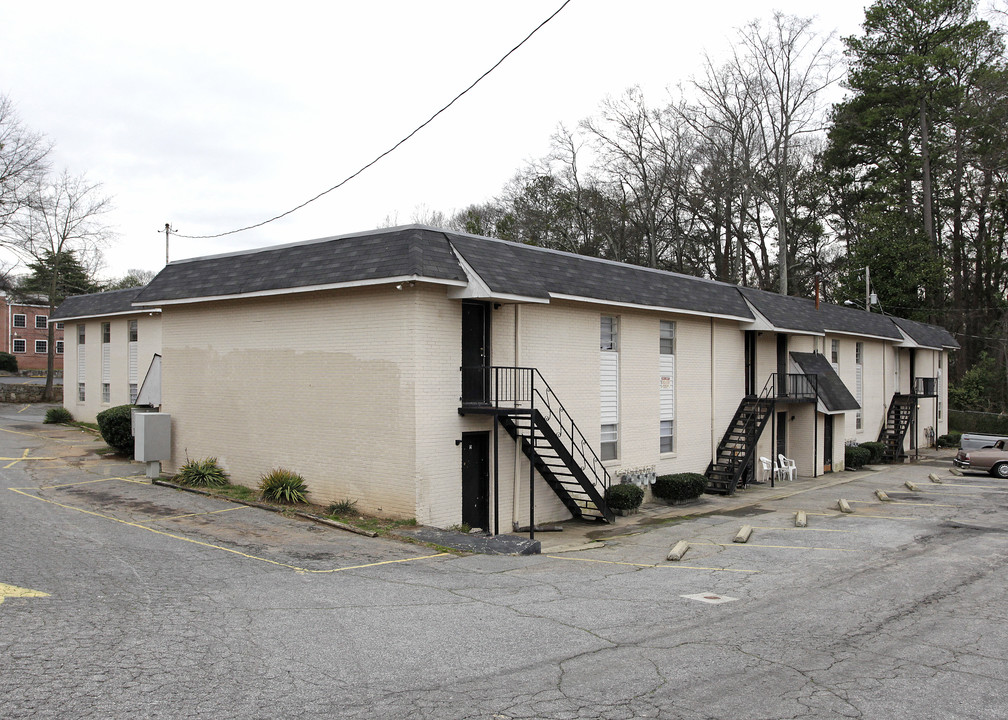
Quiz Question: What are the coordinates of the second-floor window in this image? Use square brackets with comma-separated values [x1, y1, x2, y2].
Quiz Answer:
[35, 315, 48, 329]
[12, 314, 26, 328]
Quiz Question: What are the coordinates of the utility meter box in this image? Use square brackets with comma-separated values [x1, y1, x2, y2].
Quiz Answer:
[134, 412, 171, 462]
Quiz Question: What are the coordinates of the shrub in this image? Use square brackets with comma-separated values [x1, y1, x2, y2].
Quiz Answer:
[937, 432, 962, 448]
[44, 407, 74, 424]
[859, 441, 886, 465]
[0, 352, 17, 373]
[605, 482, 644, 511]
[175, 457, 229, 487]
[259, 468, 307, 504]
[653, 473, 707, 502]
[845, 444, 872, 470]
[96, 404, 134, 456]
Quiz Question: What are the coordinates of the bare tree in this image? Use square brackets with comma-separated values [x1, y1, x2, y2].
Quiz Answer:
[737, 14, 839, 294]
[0, 94, 52, 236]
[12, 170, 112, 401]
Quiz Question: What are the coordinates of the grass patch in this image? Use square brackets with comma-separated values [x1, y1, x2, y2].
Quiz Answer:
[327, 498, 358, 516]
[71, 421, 101, 433]
[326, 511, 418, 536]
[94, 446, 119, 456]
[210, 483, 258, 502]
[176, 457, 230, 487]
[259, 468, 308, 504]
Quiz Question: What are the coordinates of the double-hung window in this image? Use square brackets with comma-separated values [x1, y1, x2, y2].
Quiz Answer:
[101, 322, 111, 403]
[855, 342, 864, 431]
[35, 340, 47, 354]
[12, 339, 26, 353]
[35, 315, 48, 329]
[659, 320, 676, 453]
[12, 314, 25, 328]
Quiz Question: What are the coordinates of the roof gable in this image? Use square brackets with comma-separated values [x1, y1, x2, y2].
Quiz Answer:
[51, 287, 149, 321]
[892, 316, 960, 349]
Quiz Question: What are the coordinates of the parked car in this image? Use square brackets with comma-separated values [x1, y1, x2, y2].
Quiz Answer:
[953, 439, 1008, 478]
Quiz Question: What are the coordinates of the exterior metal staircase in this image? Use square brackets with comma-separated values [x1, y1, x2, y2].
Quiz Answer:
[459, 367, 613, 523]
[878, 393, 916, 463]
[705, 377, 776, 495]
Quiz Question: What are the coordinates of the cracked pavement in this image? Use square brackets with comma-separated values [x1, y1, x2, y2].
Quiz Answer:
[1, 405, 1006, 719]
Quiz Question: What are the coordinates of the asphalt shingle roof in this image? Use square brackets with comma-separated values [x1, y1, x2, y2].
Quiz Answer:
[448, 232, 754, 319]
[739, 286, 903, 340]
[892, 316, 960, 349]
[50, 287, 148, 321]
[134, 227, 467, 304]
[790, 352, 860, 412]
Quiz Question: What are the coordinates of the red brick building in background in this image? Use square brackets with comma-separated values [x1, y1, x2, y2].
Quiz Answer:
[0, 295, 64, 373]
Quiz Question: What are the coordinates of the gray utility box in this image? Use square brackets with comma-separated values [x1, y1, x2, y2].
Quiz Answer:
[134, 412, 171, 462]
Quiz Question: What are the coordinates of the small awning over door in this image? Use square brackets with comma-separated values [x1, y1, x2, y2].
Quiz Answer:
[790, 352, 860, 413]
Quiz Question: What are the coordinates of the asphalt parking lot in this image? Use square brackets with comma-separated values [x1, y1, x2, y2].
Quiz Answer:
[2, 405, 1006, 719]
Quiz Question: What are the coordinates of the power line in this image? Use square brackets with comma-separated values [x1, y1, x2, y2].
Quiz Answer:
[174, 0, 573, 241]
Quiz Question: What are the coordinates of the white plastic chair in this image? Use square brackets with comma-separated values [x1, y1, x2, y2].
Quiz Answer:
[758, 456, 773, 484]
[777, 454, 797, 482]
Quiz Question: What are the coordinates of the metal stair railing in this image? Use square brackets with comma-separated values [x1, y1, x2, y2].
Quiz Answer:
[472, 366, 612, 500]
[706, 375, 777, 493]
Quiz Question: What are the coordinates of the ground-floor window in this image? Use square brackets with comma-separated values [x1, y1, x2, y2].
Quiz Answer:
[78, 383, 85, 402]
[35, 340, 47, 354]
[12, 339, 26, 353]
[601, 424, 618, 460]
[660, 420, 674, 453]
[129, 383, 138, 404]
[102, 383, 110, 403]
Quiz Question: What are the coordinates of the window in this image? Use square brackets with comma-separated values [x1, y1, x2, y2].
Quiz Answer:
[35, 315, 48, 329]
[78, 383, 85, 402]
[102, 383, 110, 403]
[831, 339, 839, 365]
[102, 322, 111, 343]
[601, 424, 618, 461]
[855, 342, 864, 431]
[56, 341, 64, 354]
[129, 383, 138, 404]
[128, 319, 138, 342]
[77, 324, 86, 344]
[660, 320, 675, 355]
[12, 339, 26, 353]
[35, 340, 47, 354]
[12, 314, 25, 328]
[600, 316, 618, 351]
[56, 322, 64, 330]
[660, 420, 674, 453]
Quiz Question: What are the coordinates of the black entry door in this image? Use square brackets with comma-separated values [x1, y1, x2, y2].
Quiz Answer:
[776, 334, 788, 396]
[461, 302, 490, 404]
[744, 330, 757, 396]
[776, 411, 787, 459]
[823, 414, 834, 472]
[461, 432, 489, 530]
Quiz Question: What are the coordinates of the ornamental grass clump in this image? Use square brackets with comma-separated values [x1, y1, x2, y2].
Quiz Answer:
[259, 468, 308, 504]
[44, 407, 74, 424]
[175, 457, 230, 487]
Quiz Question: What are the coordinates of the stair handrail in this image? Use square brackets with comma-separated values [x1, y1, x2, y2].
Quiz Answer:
[529, 369, 611, 493]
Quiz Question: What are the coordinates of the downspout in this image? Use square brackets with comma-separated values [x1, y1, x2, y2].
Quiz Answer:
[710, 318, 716, 463]
[512, 304, 521, 531]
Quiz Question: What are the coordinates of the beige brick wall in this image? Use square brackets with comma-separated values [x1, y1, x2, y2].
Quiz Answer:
[161, 287, 419, 518]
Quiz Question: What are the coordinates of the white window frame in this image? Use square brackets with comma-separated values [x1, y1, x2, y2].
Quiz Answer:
[35, 315, 48, 329]
[660, 319, 675, 355]
[128, 319, 138, 343]
[12, 338, 26, 353]
[855, 342, 864, 431]
[129, 383, 138, 404]
[102, 382, 110, 403]
[659, 319, 676, 454]
[35, 339, 47, 354]
[77, 324, 86, 344]
[600, 315, 619, 351]
[601, 423, 618, 461]
[56, 340, 64, 354]
[78, 383, 85, 403]
[660, 419, 674, 454]
[12, 314, 26, 328]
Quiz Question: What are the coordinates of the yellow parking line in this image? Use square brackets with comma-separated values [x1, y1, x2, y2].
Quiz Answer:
[848, 499, 958, 508]
[925, 483, 1004, 490]
[8, 487, 447, 574]
[546, 554, 759, 573]
[751, 526, 853, 533]
[157, 506, 250, 521]
[16, 404, 31, 413]
[689, 540, 858, 552]
[805, 511, 915, 520]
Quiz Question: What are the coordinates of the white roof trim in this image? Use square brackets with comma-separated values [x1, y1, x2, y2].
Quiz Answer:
[547, 293, 751, 322]
[52, 308, 162, 322]
[826, 327, 903, 343]
[446, 245, 549, 304]
[738, 298, 824, 337]
[133, 275, 468, 307]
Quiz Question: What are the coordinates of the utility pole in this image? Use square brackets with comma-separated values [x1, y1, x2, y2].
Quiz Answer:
[163, 223, 174, 265]
[865, 266, 871, 312]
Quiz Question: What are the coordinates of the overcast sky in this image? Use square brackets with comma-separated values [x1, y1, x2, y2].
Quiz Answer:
[2, 0, 869, 280]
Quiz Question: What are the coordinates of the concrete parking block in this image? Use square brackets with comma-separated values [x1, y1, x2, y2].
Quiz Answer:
[905, 480, 919, 491]
[666, 540, 689, 561]
[838, 498, 853, 513]
[795, 511, 807, 527]
[875, 489, 890, 502]
[928, 473, 943, 484]
[733, 525, 753, 543]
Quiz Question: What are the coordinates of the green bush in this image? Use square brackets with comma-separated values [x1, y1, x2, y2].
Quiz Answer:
[859, 441, 886, 465]
[96, 404, 134, 456]
[937, 432, 962, 448]
[605, 482, 644, 511]
[0, 352, 17, 373]
[845, 444, 872, 470]
[175, 457, 230, 487]
[44, 407, 74, 424]
[653, 473, 707, 502]
[259, 468, 307, 504]
[327, 498, 358, 516]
